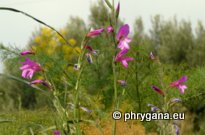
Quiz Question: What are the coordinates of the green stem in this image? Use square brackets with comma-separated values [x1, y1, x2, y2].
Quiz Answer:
[135, 51, 141, 112]
[74, 67, 82, 134]
[73, 36, 87, 135]
[112, 0, 115, 19]
[112, 57, 118, 135]
[74, 72, 82, 135]
[0, 73, 47, 93]
[156, 59, 169, 134]
[111, 1, 119, 135]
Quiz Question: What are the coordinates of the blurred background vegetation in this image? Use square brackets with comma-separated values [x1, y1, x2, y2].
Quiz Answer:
[1, 1, 205, 134]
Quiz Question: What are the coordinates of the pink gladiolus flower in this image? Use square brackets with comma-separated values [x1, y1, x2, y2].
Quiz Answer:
[20, 58, 43, 79]
[115, 49, 134, 68]
[116, 24, 131, 50]
[20, 50, 35, 56]
[86, 28, 104, 37]
[117, 24, 129, 41]
[151, 85, 165, 96]
[107, 26, 114, 33]
[170, 76, 188, 94]
[30, 79, 51, 88]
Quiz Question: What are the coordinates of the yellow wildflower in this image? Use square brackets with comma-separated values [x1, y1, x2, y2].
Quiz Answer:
[62, 45, 72, 54]
[68, 38, 77, 46]
[41, 27, 52, 36]
[74, 47, 81, 54]
[34, 36, 41, 43]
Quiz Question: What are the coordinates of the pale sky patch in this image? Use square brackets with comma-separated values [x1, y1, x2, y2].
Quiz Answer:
[0, 0, 205, 71]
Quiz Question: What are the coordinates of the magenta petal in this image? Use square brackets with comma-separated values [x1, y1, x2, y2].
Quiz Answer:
[119, 49, 129, 55]
[86, 28, 104, 37]
[122, 40, 131, 50]
[115, 49, 133, 68]
[20, 64, 30, 70]
[124, 37, 131, 43]
[178, 76, 188, 83]
[170, 81, 179, 87]
[116, 24, 129, 41]
[31, 79, 44, 84]
[178, 85, 187, 94]
[22, 70, 29, 78]
[171, 76, 188, 87]
[124, 57, 134, 62]
[20, 50, 35, 56]
[28, 70, 34, 79]
[170, 76, 188, 87]
[120, 58, 134, 68]
[121, 60, 128, 68]
[118, 40, 130, 50]
[107, 26, 114, 33]
[115, 49, 128, 61]
[24, 69, 32, 79]
[25, 58, 32, 63]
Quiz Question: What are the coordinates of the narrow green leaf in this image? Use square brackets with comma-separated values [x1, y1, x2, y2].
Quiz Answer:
[0, 73, 47, 93]
[104, 0, 113, 9]
[0, 7, 72, 46]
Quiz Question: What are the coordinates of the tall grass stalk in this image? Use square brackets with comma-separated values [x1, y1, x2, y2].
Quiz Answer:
[73, 35, 88, 135]
[109, 0, 119, 135]
[135, 48, 141, 112]
[156, 59, 170, 135]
